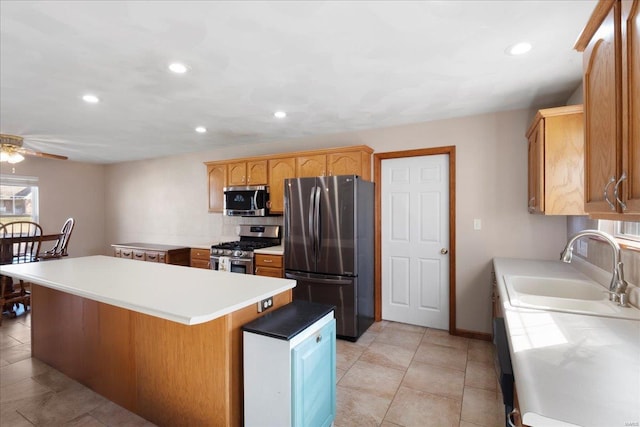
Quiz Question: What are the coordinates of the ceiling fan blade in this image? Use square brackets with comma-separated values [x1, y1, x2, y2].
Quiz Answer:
[17, 147, 68, 160]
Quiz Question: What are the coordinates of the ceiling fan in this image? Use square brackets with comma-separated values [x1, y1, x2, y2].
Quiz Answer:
[0, 134, 68, 163]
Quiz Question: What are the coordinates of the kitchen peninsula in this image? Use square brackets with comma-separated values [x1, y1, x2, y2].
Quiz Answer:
[0, 255, 295, 426]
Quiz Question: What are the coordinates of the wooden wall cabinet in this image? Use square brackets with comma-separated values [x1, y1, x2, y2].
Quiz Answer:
[191, 248, 211, 269]
[576, 0, 640, 218]
[207, 163, 227, 213]
[525, 105, 585, 215]
[255, 253, 284, 278]
[268, 157, 297, 213]
[112, 243, 190, 266]
[205, 145, 373, 215]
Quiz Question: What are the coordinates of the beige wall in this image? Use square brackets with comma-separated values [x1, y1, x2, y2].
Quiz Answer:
[105, 107, 568, 334]
[0, 158, 106, 257]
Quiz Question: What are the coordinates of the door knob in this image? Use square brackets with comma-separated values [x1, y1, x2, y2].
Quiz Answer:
[441, 248, 448, 255]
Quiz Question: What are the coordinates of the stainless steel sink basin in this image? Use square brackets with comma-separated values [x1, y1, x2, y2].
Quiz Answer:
[504, 275, 640, 320]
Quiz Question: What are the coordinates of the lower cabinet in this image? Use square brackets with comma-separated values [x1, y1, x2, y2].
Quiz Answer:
[112, 243, 190, 266]
[254, 253, 283, 277]
[243, 301, 336, 427]
[190, 248, 211, 269]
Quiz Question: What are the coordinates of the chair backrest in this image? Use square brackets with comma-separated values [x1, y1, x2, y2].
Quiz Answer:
[0, 221, 43, 264]
[57, 217, 75, 256]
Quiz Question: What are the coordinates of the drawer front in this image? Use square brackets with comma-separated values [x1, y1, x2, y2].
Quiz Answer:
[158, 253, 167, 263]
[191, 259, 211, 269]
[120, 249, 133, 259]
[255, 266, 283, 278]
[114, 248, 122, 257]
[145, 251, 160, 262]
[255, 254, 283, 268]
[191, 248, 211, 260]
[133, 250, 145, 261]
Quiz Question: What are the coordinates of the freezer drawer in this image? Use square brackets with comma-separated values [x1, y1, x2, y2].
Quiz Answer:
[286, 271, 357, 339]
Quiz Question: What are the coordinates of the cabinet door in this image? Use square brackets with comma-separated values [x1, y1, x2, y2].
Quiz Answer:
[327, 151, 362, 177]
[527, 124, 544, 213]
[255, 266, 283, 278]
[292, 319, 336, 427]
[268, 157, 296, 213]
[227, 162, 247, 186]
[296, 154, 326, 177]
[623, 0, 640, 213]
[247, 160, 268, 185]
[208, 163, 227, 213]
[583, 3, 622, 214]
[255, 254, 283, 268]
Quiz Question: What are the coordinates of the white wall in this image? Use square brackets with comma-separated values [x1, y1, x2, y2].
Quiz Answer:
[105, 107, 567, 334]
[0, 157, 106, 257]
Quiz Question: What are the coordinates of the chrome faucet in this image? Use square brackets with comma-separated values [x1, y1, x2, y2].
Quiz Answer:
[560, 229, 629, 306]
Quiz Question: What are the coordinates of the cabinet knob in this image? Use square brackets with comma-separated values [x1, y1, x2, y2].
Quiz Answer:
[316, 334, 322, 343]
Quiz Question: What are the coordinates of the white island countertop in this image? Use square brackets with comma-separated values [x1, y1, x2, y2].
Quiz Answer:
[493, 258, 640, 427]
[0, 255, 296, 326]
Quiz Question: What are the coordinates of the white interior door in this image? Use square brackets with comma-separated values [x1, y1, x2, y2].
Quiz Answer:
[381, 155, 449, 329]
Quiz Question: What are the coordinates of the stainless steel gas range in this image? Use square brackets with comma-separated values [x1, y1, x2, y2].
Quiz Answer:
[210, 225, 281, 274]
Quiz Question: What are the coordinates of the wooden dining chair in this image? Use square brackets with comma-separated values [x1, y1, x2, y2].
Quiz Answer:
[39, 217, 75, 260]
[0, 221, 42, 324]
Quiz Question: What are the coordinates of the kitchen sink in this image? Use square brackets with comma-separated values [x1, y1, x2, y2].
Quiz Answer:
[504, 275, 640, 320]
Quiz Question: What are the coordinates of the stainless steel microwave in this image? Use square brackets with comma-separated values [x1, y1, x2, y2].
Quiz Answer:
[223, 186, 269, 216]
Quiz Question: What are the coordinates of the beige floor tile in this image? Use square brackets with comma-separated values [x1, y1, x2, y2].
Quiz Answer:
[413, 342, 467, 371]
[353, 329, 377, 348]
[374, 328, 424, 351]
[0, 333, 21, 350]
[461, 386, 502, 427]
[359, 341, 416, 371]
[459, 421, 486, 427]
[16, 381, 109, 425]
[385, 321, 427, 335]
[90, 400, 156, 426]
[0, 358, 9, 367]
[336, 367, 347, 383]
[33, 367, 86, 393]
[384, 386, 461, 427]
[3, 323, 32, 344]
[402, 360, 464, 400]
[334, 385, 392, 427]
[423, 328, 469, 351]
[380, 422, 404, 427]
[336, 340, 365, 371]
[467, 340, 494, 364]
[0, 404, 33, 427]
[65, 413, 106, 426]
[0, 377, 52, 404]
[368, 320, 390, 333]
[0, 342, 32, 365]
[338, 360, 405, 400]
[464, 360, 497, 392]
[0, 357, 51, 387]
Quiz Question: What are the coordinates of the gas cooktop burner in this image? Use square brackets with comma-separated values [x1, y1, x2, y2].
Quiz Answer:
[210, 224, 281, 258]
[212, 241, 275, 251]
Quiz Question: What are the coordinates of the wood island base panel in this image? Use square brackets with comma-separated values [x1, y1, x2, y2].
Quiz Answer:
[31, 284, 292, 427]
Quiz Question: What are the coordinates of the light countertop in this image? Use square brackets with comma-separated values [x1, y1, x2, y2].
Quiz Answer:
[0, 255, 295, 326]
[493, 258, 640, 427]
[254, 244, 284, 256]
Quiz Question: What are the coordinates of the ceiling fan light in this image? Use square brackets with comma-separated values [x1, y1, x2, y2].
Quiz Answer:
[7, 152, 25, 163]
[0, 151, 9, 162]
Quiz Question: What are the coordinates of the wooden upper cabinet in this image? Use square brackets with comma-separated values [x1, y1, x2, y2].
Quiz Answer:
[576, 0, 640, 218]
[525, 106, 585, 215]
[227, 161, 247, 186]
[327, 150, 368, 179]
[297, 154, 326, 177]
[207, 163, 227, 212]
[247, 160, 268, 185]
[268, 157, 296, 213]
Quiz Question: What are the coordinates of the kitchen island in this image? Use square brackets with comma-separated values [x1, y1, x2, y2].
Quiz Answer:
[0, 255, 295, 427]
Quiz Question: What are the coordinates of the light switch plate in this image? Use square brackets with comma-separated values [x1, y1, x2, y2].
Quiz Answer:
[473, 219, 482, 230]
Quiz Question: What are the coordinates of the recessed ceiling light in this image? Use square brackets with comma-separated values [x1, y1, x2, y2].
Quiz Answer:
[274, 111, 287, 119]
[506, 42, 532, 56]
[195, 126, 207, 133]
[82, 94, 100, 103]
[169, 62, 188, 73]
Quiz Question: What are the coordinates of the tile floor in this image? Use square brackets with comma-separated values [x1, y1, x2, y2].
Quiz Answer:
[1, 311, 503, 426]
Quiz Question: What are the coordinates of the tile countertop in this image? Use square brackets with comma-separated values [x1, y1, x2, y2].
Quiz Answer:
[493, 258, 640, 427]
[0, 255, 295, 326]
[253, 244, 284, 256]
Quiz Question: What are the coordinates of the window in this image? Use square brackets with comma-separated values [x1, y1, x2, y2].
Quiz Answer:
[615, 221, 640, 243]
[0, 174, 39, 225]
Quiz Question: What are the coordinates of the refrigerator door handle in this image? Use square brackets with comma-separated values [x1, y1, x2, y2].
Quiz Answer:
[314, 185, 321, 256]
[308, 186, 317, 259]
[285, 272, 353, 286]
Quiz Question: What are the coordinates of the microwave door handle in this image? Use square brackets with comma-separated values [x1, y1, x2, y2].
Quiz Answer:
[253, 190, 258, 210]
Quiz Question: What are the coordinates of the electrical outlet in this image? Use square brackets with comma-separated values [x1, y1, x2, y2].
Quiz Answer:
[257, 297, 273, 313]
[577, 240, 588, 257]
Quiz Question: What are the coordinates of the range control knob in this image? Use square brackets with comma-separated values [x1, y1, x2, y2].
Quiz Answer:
[233, 250, 243, 258]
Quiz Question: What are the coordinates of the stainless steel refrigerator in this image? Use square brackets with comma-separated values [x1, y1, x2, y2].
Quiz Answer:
[284, 175, 374, 341]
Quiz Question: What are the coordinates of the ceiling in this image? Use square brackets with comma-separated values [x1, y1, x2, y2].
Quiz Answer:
[0, 1, 597, 164]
